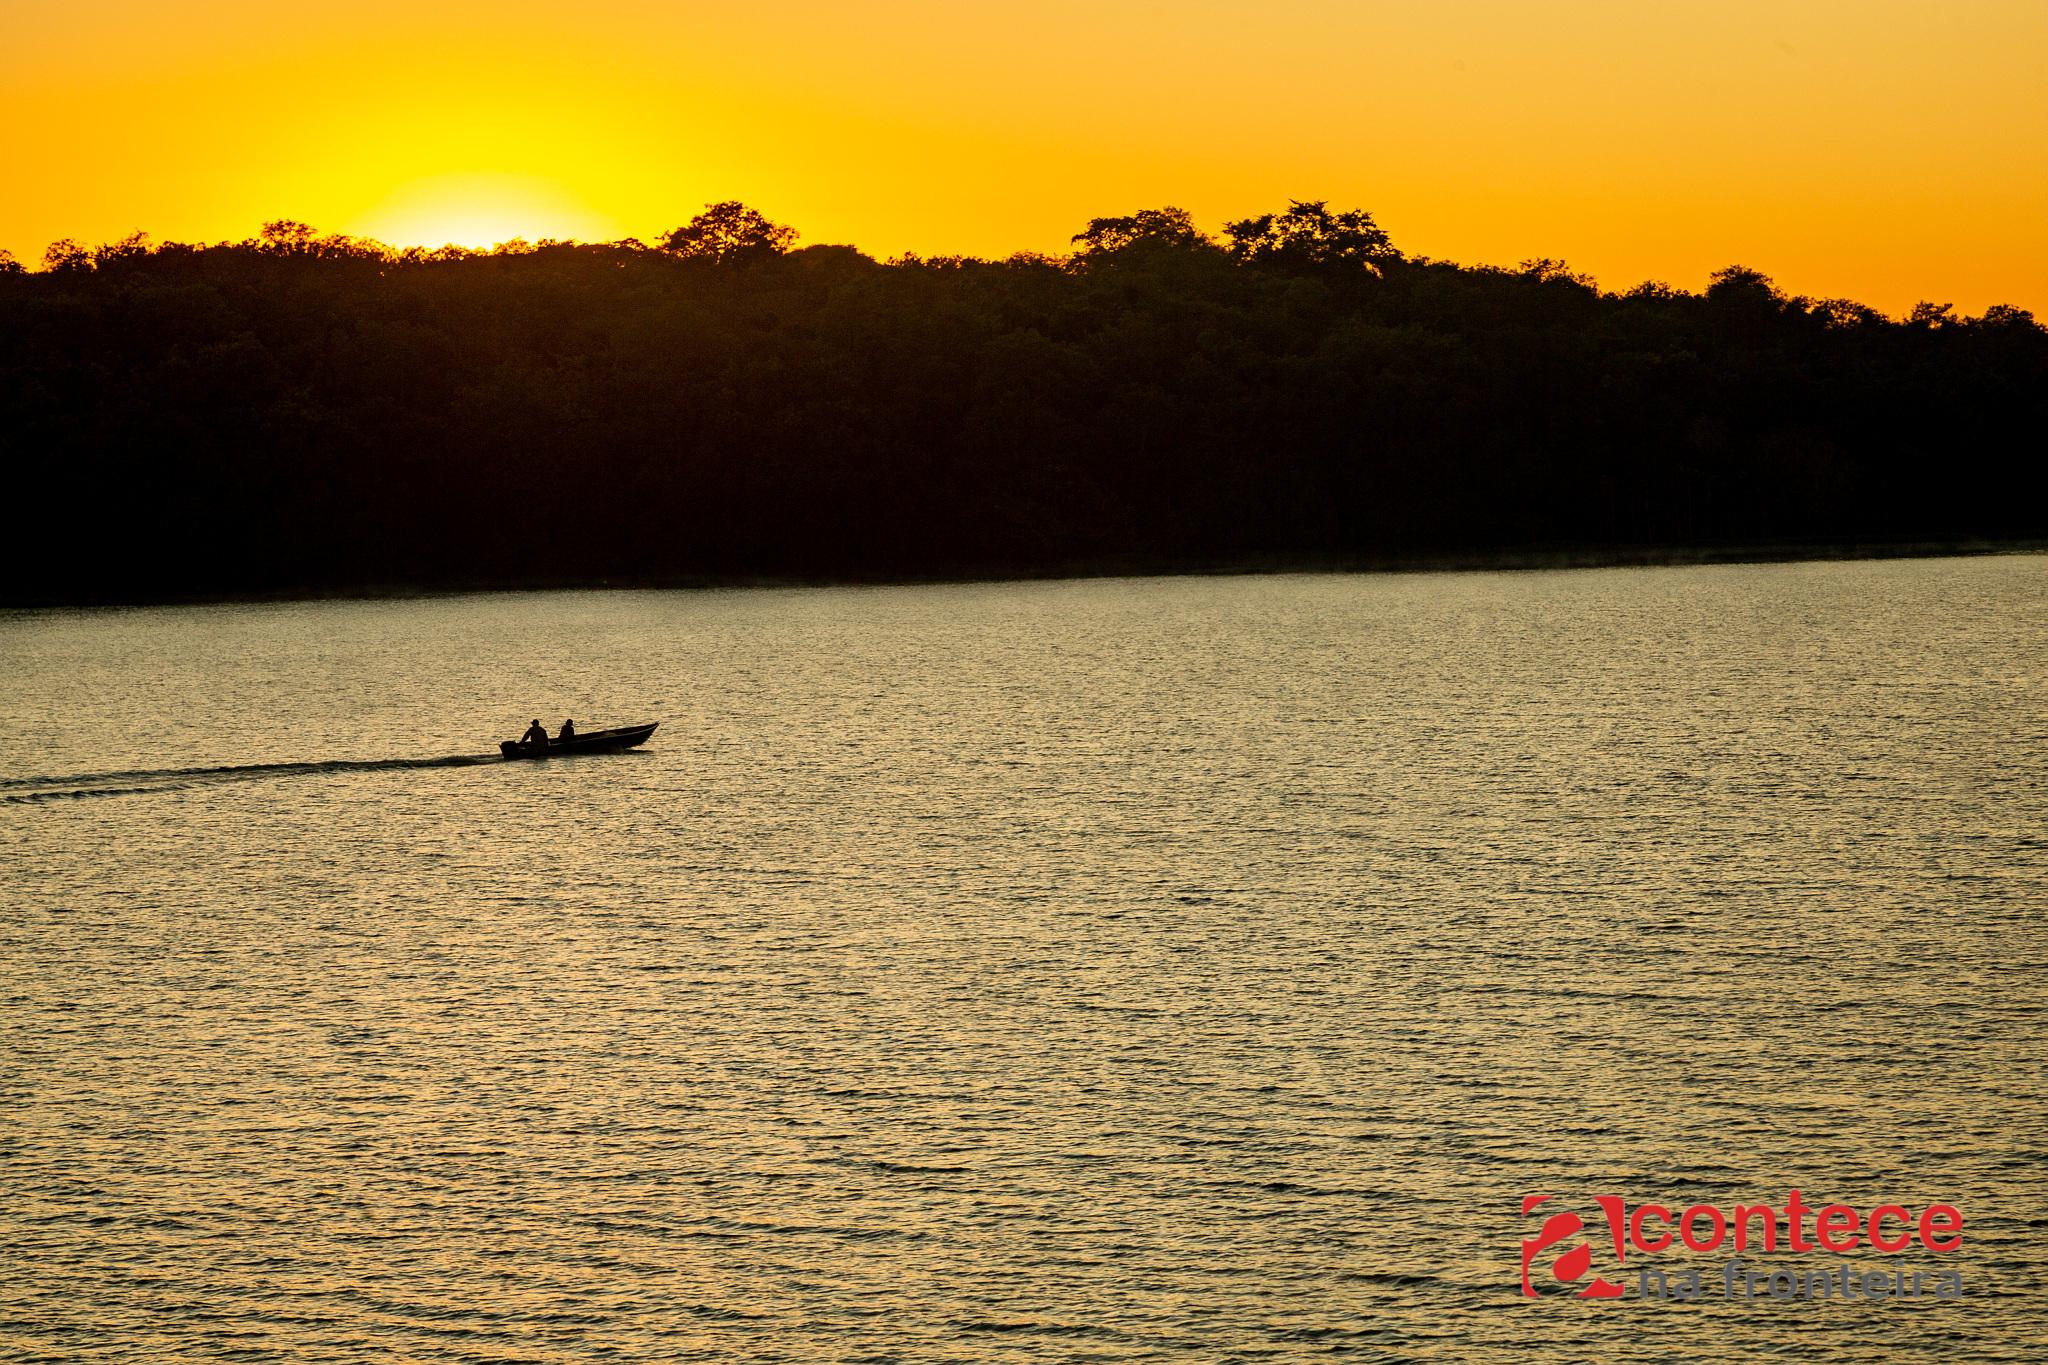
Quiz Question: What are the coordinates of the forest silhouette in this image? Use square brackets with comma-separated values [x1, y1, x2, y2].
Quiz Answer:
[3, 202, 2042, 604]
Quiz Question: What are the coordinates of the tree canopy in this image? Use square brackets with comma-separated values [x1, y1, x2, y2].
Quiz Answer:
[657, 201, 799, 263]
[1224, 200, 1399, 270]
[2, 202, 2041, 604]
[1071, 207, 1213, 259]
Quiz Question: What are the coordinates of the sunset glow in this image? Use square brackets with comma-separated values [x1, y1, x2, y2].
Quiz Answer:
[354, 175, 623, 251]
[4, 0, 2044, 311]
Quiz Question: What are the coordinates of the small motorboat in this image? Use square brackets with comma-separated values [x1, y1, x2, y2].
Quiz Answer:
[500, 722, 658, 760]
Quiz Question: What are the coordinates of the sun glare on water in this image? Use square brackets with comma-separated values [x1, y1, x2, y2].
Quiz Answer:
[352, 174, 622, 249]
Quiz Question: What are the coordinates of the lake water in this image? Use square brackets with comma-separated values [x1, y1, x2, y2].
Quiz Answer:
[3, 558, 2044, 1361]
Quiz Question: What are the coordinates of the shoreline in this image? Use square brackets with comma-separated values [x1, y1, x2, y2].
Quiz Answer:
[8, 537, 2043, 611]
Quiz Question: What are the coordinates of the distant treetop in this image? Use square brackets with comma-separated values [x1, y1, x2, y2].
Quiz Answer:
[658, 202, 799, 264]
[1224, 200, 1400, 271]
[1070, 207, 1213, 259]
[8, 199, 2041, 332]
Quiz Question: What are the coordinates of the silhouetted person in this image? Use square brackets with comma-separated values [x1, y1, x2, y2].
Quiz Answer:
[558, 718, 576, 742]
[521, 719, 549, 750]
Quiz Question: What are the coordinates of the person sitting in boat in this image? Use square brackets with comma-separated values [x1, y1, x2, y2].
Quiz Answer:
[521, 718, 550, 750]
[558, 718, 576, 742]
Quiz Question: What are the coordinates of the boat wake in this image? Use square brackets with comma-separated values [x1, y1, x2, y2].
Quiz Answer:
[0, 753, 505, 805]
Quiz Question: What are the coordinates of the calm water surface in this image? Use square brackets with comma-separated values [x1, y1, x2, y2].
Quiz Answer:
[3, 559, 2045, 1361]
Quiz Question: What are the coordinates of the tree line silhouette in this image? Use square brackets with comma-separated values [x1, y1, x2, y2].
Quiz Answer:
[3, 202, 2042, 604]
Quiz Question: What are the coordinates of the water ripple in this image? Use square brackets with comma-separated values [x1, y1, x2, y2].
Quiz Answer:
[2, 560, 2044, 1361]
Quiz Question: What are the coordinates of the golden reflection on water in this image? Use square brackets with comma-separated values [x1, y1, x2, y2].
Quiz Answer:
[2, 559, 2044, 1360]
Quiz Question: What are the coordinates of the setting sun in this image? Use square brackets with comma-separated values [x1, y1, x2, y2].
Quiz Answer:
[352, 174, 623, 249]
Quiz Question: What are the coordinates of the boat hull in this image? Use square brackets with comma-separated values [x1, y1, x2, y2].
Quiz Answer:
[500, 722, 658, 759]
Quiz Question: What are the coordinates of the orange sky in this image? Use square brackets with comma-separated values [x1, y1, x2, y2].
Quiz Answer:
[4, 0, 2043, 313]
